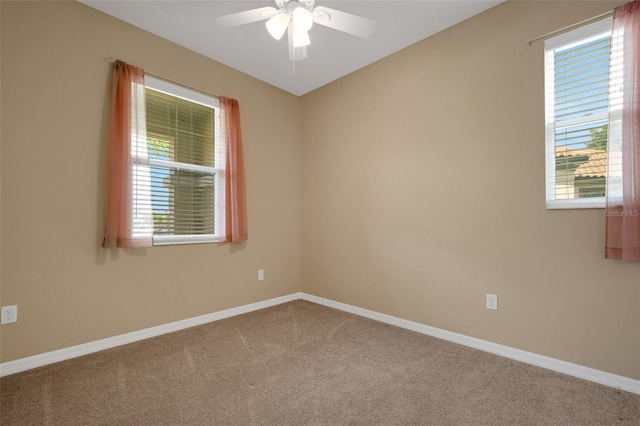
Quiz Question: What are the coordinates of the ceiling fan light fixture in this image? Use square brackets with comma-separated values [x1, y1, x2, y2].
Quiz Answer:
[290, 46, 308, 62]
[292, 6, 313, 32]
[291, 26, 311, 48]
[266, 12, 291, 40]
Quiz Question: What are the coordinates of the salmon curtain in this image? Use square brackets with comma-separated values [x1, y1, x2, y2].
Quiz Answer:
[605, 1, 640, 260]
[605, 0, 640, 260]
[220, 97, 248, 243]
[103, 60, 153, 248]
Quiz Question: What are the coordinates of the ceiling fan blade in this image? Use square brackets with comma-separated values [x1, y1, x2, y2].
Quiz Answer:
[215, 7, 278, 27]
[312, 6, 376, 38]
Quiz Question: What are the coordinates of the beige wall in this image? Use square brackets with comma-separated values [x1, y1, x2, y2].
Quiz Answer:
[301, 0, 640, 380]
[0, 1, 301, 362]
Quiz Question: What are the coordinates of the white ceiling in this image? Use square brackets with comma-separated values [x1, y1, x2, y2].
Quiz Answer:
[80, 1, 504, 96]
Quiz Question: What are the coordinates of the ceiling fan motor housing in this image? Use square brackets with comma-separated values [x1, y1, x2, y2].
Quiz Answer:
[278, 0, 315, 12]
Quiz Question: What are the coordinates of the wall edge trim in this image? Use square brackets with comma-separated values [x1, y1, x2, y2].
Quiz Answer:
[2, 291, 638, 396]
[0, 292, 302, 377]
[300, 293, 640, 395]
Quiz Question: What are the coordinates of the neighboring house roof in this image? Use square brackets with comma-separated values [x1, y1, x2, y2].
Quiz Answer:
[576, 152, 606, 178]
[555, 147, 602, 158]
[555, 147, 607, 178]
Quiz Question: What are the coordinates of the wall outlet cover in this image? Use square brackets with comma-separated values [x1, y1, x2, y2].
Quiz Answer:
[486, 294, 498, 311]
[1, 305, 18, 324]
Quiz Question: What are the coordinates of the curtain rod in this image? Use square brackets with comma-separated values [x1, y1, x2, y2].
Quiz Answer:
[104, 56, 225, 100]
[526, 10, 612, 46]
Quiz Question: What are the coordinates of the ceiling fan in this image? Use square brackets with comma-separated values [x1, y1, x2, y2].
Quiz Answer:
[215, 0, 376, 61]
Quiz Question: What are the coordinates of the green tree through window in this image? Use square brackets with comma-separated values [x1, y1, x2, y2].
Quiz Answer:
[586, 125, 608, 151]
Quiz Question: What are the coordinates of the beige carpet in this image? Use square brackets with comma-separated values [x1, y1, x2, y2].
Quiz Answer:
[1, 300, 638, 425]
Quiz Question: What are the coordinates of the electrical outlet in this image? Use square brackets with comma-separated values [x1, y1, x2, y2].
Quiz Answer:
[1, 305, 18, 324]
[486, 294, 498, 311]
[258, 269, 265, 281]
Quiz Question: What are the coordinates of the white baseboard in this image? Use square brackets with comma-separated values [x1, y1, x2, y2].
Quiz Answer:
[2, 291, 638, 396]
[0, 293, 302, 378]
[300, 293, 640, 396]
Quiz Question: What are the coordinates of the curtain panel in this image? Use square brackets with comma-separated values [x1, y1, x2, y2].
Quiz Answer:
[103, 60, 153, 248]
[605, 0, 640, 260]
[220, 97, 248, 243]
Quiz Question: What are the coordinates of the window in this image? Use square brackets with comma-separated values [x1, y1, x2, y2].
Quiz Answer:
[134, 76, 224, 245]
[544, 18, 612, 209]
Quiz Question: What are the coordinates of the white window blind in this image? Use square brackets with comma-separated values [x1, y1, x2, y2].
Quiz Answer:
[544, 18, 612, 209]
[133, 76, 224, 245]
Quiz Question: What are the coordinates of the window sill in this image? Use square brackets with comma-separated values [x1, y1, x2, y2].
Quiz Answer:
[546, 199, 605, 209]
[153, 235, 220, 246]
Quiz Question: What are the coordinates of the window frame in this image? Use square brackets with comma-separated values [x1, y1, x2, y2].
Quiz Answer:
[544, 18, 612, 210]
[139, 75, 224, 245]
